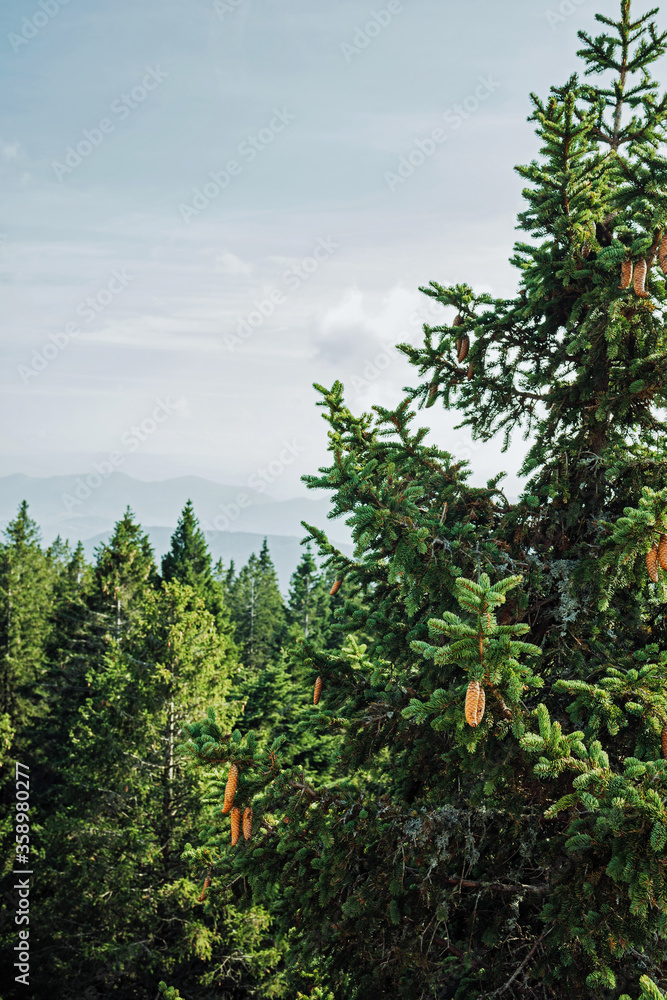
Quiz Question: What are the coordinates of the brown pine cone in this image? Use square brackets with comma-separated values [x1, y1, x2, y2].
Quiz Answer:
[633, 258, 650, 298]
[647, 544, 659, 583]
[222, 763, 238, 814]
[231, 806, 241, 846]
[198, 875, 212, 902]
[618, 260, 633, 289]
[243, 807, 253, 841]
[658, 534, 667, 571]
[464, 681, 485, 727]
[314, 676, 323, 705]
[659, 234, 667, 275]
[457, 335, 470, 363]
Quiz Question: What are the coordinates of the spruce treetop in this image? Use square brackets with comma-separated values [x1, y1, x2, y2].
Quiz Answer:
[92, 506, 157, 609]
[162, 499, 213, 588]
[400, 0, 667, 501]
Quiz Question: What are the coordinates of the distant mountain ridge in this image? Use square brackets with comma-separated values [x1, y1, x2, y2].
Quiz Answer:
[0, 473, 353, 593]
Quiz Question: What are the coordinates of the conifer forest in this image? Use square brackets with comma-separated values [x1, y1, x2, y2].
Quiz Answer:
[9, 2, 667, 997]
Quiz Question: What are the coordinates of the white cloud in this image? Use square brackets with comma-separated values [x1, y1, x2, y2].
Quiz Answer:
[1, 141, 20, 161]
[215, 251, 253, 275]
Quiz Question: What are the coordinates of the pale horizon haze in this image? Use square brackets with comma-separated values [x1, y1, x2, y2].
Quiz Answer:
[3, 0, 664, 509]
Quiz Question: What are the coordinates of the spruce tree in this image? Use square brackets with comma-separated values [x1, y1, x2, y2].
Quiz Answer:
[91, 505, 158, 637]
[0, 502, 53, 735]
[162, 500, 229, 630]
[225, 540, 286, 673]
[182, 4, 667, 998]
[28, 578, 245, 998]
[286, 543, 331, 646]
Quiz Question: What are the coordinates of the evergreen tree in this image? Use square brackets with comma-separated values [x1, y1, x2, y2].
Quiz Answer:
[91, 505, 158, 638]
[286, 544, 331, 646]
[162, 500, 229, 630]
[226, 540, 286, 673]
[28, 579, 246, 998]
[183, 5, 667, 997]
[0, 502, 53, 735]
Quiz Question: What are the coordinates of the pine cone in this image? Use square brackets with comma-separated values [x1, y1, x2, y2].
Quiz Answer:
[618, 260, 633, 289]
[661, 725, 667, 761]
[426, 382, 438, 408]
[659, 234, 667, 275]
[314, 675, 323, 705]
[467, 363, 474, 380]
[457, 335, 470, 363]
[198, 875, 212, 902]
[329, 579, 342, 596]
[581, 242, 591, 259]
[647, 544, 659, 583]
[658, 534, 667, 571]
[243, 807, 253, 841]
[464, 681, 485, 727]
[453, 313, 463, 327]
[633, 258, 650, 298]
[222, 763, 238, 814]
[231, 806, 241, 846]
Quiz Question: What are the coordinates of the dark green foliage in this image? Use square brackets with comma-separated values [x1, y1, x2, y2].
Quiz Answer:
[182, 5, 667, 998]
[286, 544, 332, 646]
[0, 504, 285, 999]
[0, 502, 53, 736]
[91, 505, 158, 636]
[24, 579, 245, 997]
[162, 500, 230, 631]
[223, 539, 286, 673]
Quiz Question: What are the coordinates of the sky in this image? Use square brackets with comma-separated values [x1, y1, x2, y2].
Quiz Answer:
[3, 0, 666, 503]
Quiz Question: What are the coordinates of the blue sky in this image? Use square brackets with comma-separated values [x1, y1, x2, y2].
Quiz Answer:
[3, 0, 664, 502]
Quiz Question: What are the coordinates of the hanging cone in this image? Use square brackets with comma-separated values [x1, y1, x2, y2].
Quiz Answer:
[314, 675, 323, 705]
[467, 363, 474, 380]
[222, 763, 238, 814]
[329, 579, 342, 596]
[659, 234, 667, 275]
[457, 335, 470, 363]
[231, 806, 241, 846]
[647, 544, 659, 583]
[198, 875, 212, 902]
[618, 260, 633, 289]
[633, 258, 650, 298]
[658, 534, 667, 571]
[581, 242, 591, 259]
[661, 726, 667, 761]
[464, 681, 485, 727]
[243, 807, 253, 841]
[426, 382, 438, 408]
[453, 313, 463, 327]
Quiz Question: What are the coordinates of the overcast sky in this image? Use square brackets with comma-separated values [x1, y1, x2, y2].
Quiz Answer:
[3, 0, 665, 502]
